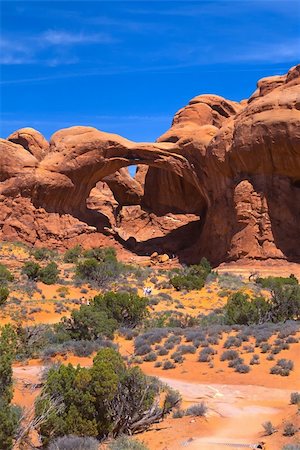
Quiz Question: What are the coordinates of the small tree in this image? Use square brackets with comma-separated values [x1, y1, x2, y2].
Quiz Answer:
[170, 259, 211, 292]
[75, 258, 123, 287]
[32, 247, 56, 261]
[0, 264, 14, 283]
[39, 262, 59, 285]
[64, 245, 82, 263]
[225, 292, 270, 325]
[83, 247, 117, 263]
[21, 261, 41, 281]
[0, 285, 9, 306]
[269, 285, 300, 322]
[67, 307, 118, 340]
[94, 291, 149, 328]
[0, 325, 18, 450]
[35, 348, 180, 445]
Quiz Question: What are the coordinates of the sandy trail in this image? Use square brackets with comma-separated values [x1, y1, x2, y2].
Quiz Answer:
[13, 366, 293, 449]
[160, 377, 292, 448]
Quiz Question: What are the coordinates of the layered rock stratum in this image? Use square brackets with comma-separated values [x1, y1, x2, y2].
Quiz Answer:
[1, 65, 300, 264]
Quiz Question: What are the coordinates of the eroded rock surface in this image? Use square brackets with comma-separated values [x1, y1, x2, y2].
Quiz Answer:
[1, 65, 299, 264]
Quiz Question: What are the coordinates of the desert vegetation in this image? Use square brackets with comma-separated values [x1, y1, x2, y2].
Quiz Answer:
[35, 347, 180, 445]
[0, 242, 299, 449]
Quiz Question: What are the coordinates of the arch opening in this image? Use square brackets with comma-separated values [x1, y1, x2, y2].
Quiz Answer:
[85, 161, 207, 261]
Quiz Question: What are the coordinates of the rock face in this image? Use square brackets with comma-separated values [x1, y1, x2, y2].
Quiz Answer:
[0, 65, 300, 264]
[7, 127, 49, 160]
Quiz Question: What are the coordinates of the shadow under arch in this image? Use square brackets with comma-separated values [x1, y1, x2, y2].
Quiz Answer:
[79, 149, 208, 258]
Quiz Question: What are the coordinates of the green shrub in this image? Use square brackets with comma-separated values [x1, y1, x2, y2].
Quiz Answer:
[65, 292, 148, 341]
[0, 264, 14, 283]
[269, 285, 300, 322]
[170, 351, 184, 363]
[225, 292, 270, 325]
[93, 291, 148, 328]
[75, 257, 123, 287]
[170, 258, 211, 292]
[250, 354, 260, 365]
[83, 247, 117, 262]
[0, 325, 18, 450]
[0, 286, 9, 306]
[32, 247, 56, 261]
[67, 307, 118, 341]
[64, 245, 82, 263]
[21, 261, 41, 280]
[177, 344, 196, 354]
[35, 348, 179, 445]
[39, 262, 59, 285]
[198, 347, 215, 362]
[172, 409, 185, 419]
[170, 274, 205, 291]
[143, 352, 157, 362]
[256, 274, 298, 289]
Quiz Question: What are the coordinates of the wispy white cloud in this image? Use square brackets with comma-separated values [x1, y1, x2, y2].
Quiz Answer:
[0, 29, 117, 65]
[0, 37, 35, 65]
[229, 40, 300, 63]
[42, 30, 116, 45]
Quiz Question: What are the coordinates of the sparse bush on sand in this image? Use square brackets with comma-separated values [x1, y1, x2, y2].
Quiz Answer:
[162, 359, 175, 370]
[283, 422, 298, 436]
[220, 349, 239, 361]
[48, 435, 99, 450]
[290, 392, 300, 405]
[262, 421, 276, 435]
[108, 436, 149, 450]
[235, 363, 250, 373]
[185, 402, 208, 417]
[270, 359, 294, 376]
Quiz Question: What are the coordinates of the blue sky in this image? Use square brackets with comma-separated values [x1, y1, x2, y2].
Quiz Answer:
[1, 0, 300, 142]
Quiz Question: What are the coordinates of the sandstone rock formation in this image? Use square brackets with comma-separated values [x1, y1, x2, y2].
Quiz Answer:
[0, 64, 299, 264]
[7, 127, 49, 160]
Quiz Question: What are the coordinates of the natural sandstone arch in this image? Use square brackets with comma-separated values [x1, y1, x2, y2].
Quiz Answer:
[1, 65, 300, 264]
[35, 127, 209, 224]
[0, 127, 209, 243]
